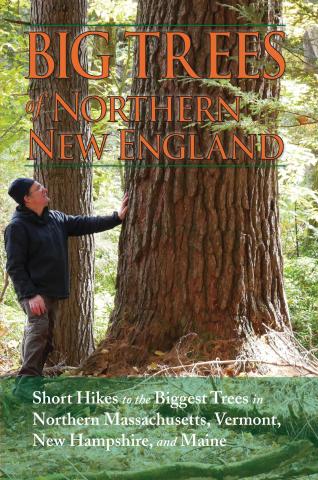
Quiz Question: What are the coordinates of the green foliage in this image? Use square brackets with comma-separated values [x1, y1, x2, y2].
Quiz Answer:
[222, 0, 267, 24]
[284, 256, 318, 352]
[288, 0, 318, 23]
[0, 0, 317, 370]
[89, 0, 137, 23]
[0, 0, 30, 156]
[183, 78, 282, 135]
[0, 152, 29, 372]
[94, 168, 123, 343]
[279, 0, 318, 355]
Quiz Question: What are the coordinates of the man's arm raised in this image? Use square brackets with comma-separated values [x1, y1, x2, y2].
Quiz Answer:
[64, 192, 128, 237]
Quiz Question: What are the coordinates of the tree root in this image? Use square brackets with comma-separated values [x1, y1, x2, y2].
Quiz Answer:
[36, 440, 314, 480]
[79, 329, 318, 377]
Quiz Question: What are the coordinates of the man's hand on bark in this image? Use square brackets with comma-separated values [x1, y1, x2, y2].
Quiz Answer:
[118, 192, 129, 221]
[29, 294, 46, 316]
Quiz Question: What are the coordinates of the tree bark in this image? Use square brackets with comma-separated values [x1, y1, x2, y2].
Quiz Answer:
[30, 0, 94, 365]
[83, 0, 294, 373]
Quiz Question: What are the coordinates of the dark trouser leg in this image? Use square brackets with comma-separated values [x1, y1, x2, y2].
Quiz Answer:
[19, 297, 58, 376]
[40, 298, 57, 367]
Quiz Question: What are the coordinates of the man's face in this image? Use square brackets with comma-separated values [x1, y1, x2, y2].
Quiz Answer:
[24, 181, 50, 209]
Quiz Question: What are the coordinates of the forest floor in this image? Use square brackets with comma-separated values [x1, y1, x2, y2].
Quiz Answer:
[1, 327, 318, 479]
[76, 328, 318, 378]
[1, 375, 318, 480]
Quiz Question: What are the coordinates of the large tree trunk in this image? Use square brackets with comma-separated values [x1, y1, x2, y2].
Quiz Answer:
[82, 0, 303, 375]
[30, 0, 94, 365]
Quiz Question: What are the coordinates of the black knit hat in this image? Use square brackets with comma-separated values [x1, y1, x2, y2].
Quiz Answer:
[8, 178, 34, 205]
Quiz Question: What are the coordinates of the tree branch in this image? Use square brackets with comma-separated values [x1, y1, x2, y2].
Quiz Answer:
[150, 358, 318, 376]
[0, 115, 25, 142]
[0, 273, 9, 304]
[3, 18, 31, 26]
[34, 440, 313, 480]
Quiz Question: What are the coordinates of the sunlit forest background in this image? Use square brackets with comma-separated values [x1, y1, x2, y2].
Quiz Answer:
[0, 0, 317, 372]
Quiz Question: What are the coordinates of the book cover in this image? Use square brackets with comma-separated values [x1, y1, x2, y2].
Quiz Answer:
[0, 0, 317, 478]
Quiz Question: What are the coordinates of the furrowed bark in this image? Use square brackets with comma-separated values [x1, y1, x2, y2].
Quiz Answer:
[30, 0, 94, 365]
[108, 0, 289, 360]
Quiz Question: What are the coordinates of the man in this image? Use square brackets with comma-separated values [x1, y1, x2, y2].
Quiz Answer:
[4, 177, 128, 383]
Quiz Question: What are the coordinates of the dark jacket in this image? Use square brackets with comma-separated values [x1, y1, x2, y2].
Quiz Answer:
[4, 206, 122, 301]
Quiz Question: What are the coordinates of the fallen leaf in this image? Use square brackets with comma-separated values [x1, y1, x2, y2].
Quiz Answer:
[0, 325, 8, 337]
[296, 115, 311, 125]
[147, 362, 158, 371]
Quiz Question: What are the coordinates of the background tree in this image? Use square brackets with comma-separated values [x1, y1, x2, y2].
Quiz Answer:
[30, 0, 94, 365]
[0, 0, 136, 373]
[82, 0, 305, 374]
[277, 0, 318, 350]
